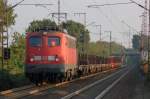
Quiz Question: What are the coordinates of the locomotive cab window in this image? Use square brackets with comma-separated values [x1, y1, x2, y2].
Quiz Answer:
[48, 37, 60, 46]
[29, 36, 42, 47]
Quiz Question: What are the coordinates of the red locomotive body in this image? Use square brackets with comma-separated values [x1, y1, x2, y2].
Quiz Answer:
[25, 31, 77, 83]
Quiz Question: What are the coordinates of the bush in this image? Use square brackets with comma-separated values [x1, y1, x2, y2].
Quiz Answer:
[0, 70, 30, 91]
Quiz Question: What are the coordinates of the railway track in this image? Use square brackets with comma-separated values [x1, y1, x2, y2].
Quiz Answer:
[61, 65, 131, 99]
[0, 67, 123, 99]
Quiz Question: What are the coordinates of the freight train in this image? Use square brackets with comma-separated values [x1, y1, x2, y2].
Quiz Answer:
[25, 29, 123, 85]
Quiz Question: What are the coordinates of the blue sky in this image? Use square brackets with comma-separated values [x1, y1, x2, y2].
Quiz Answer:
[8, 0, 146, 48]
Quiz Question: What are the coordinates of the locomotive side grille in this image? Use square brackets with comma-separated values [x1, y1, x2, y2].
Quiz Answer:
[34, 56, 42, 61]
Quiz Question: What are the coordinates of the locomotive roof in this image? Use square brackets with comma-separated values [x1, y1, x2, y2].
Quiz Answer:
[26, 31, 76, 40]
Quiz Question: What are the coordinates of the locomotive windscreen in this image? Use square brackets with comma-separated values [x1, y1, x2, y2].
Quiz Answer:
[29, 36, 42, 47]
[48, 37, 60, 46]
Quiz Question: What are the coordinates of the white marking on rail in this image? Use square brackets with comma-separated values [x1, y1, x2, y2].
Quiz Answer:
[0, 90, 13, 95]
[29, 90, 39, 94]
[0, 84, 35, 95]
[56, 82, 69, 86]
[61, 67, 126, 99]
[95, 66, 133, 99]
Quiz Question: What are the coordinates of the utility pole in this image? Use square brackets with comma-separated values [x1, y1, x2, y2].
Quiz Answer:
[49, 0, 67, 29]
[1, 0, 5, 71]
[0, 0, 10, 71]
[58, 0, 60, 25]
[148, 0, 150, 74]
[74, 12, 88, 64]
[121, 20, 141, 48]
[140, 0, 148, 66]
[5, 0, 9, 68]
[74, 12, 87, 26]
[121, 21, 134, 48]
[129, 28, 131, 48]
[21, 0, 66, 27]
[0, 0, 25, 68]
[0, 0, 28, 71]
[94, 25, 102, 41]
[0, 2, 3, 70]
[129, 0, 150, 79]
[73, 12, 87, 52]
[110, 31, 112, 56]
[105, 31, 112, 56]
[74, 12, 87, 52]
[50, 12, 67, 23]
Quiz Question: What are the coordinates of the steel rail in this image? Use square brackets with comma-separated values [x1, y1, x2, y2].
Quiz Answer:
[0, 67, 122, 99]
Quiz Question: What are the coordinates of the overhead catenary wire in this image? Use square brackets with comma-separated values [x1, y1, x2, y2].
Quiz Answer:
[88, 1, 141, 48]
[105, 0, 126, 33]
[7, 0, 25, 11]
[88, 2, 120, 32]
[87, 1, 141, 33]
[19, 4, 53, 6]
[129, 0, 149, 11]
[96, 7, 121, 33]
[88, 2, 134, 8]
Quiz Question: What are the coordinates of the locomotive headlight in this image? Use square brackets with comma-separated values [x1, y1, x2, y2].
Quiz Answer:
[55, 57, 59, 62]
[55, 55, 59, 62]
[43, 32, 47, 35]
[30, 58, 34, 62]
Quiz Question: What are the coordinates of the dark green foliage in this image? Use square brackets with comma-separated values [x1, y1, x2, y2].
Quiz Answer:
[26, 19, 57, 32]
[62, 20, 90, 44]
[0, 32, 29, 91]
[0, 0, 16, 27]
[0, 0, 16, 65]
[0, 70, 30, 91]
[134, 34, 150, 51]
[62, 20, 90, 53]
[0, 70, 12, 91]
[10, 32, 25, 70]
[88, 41, 124, 57]
[4, 48, 10, 60]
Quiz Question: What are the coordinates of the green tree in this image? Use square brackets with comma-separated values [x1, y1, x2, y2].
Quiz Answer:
[88, 41, 124, 57]
[0, 0, 16, 65]
[9, 32, 25, 73]
[62, 20, 90, 44]
[0, 0, 16, 28]
[26, 19, 57, 32]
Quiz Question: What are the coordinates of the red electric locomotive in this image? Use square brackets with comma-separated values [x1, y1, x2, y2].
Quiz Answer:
[25, 28, 123, 85]
[25, 30, 77, 84]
